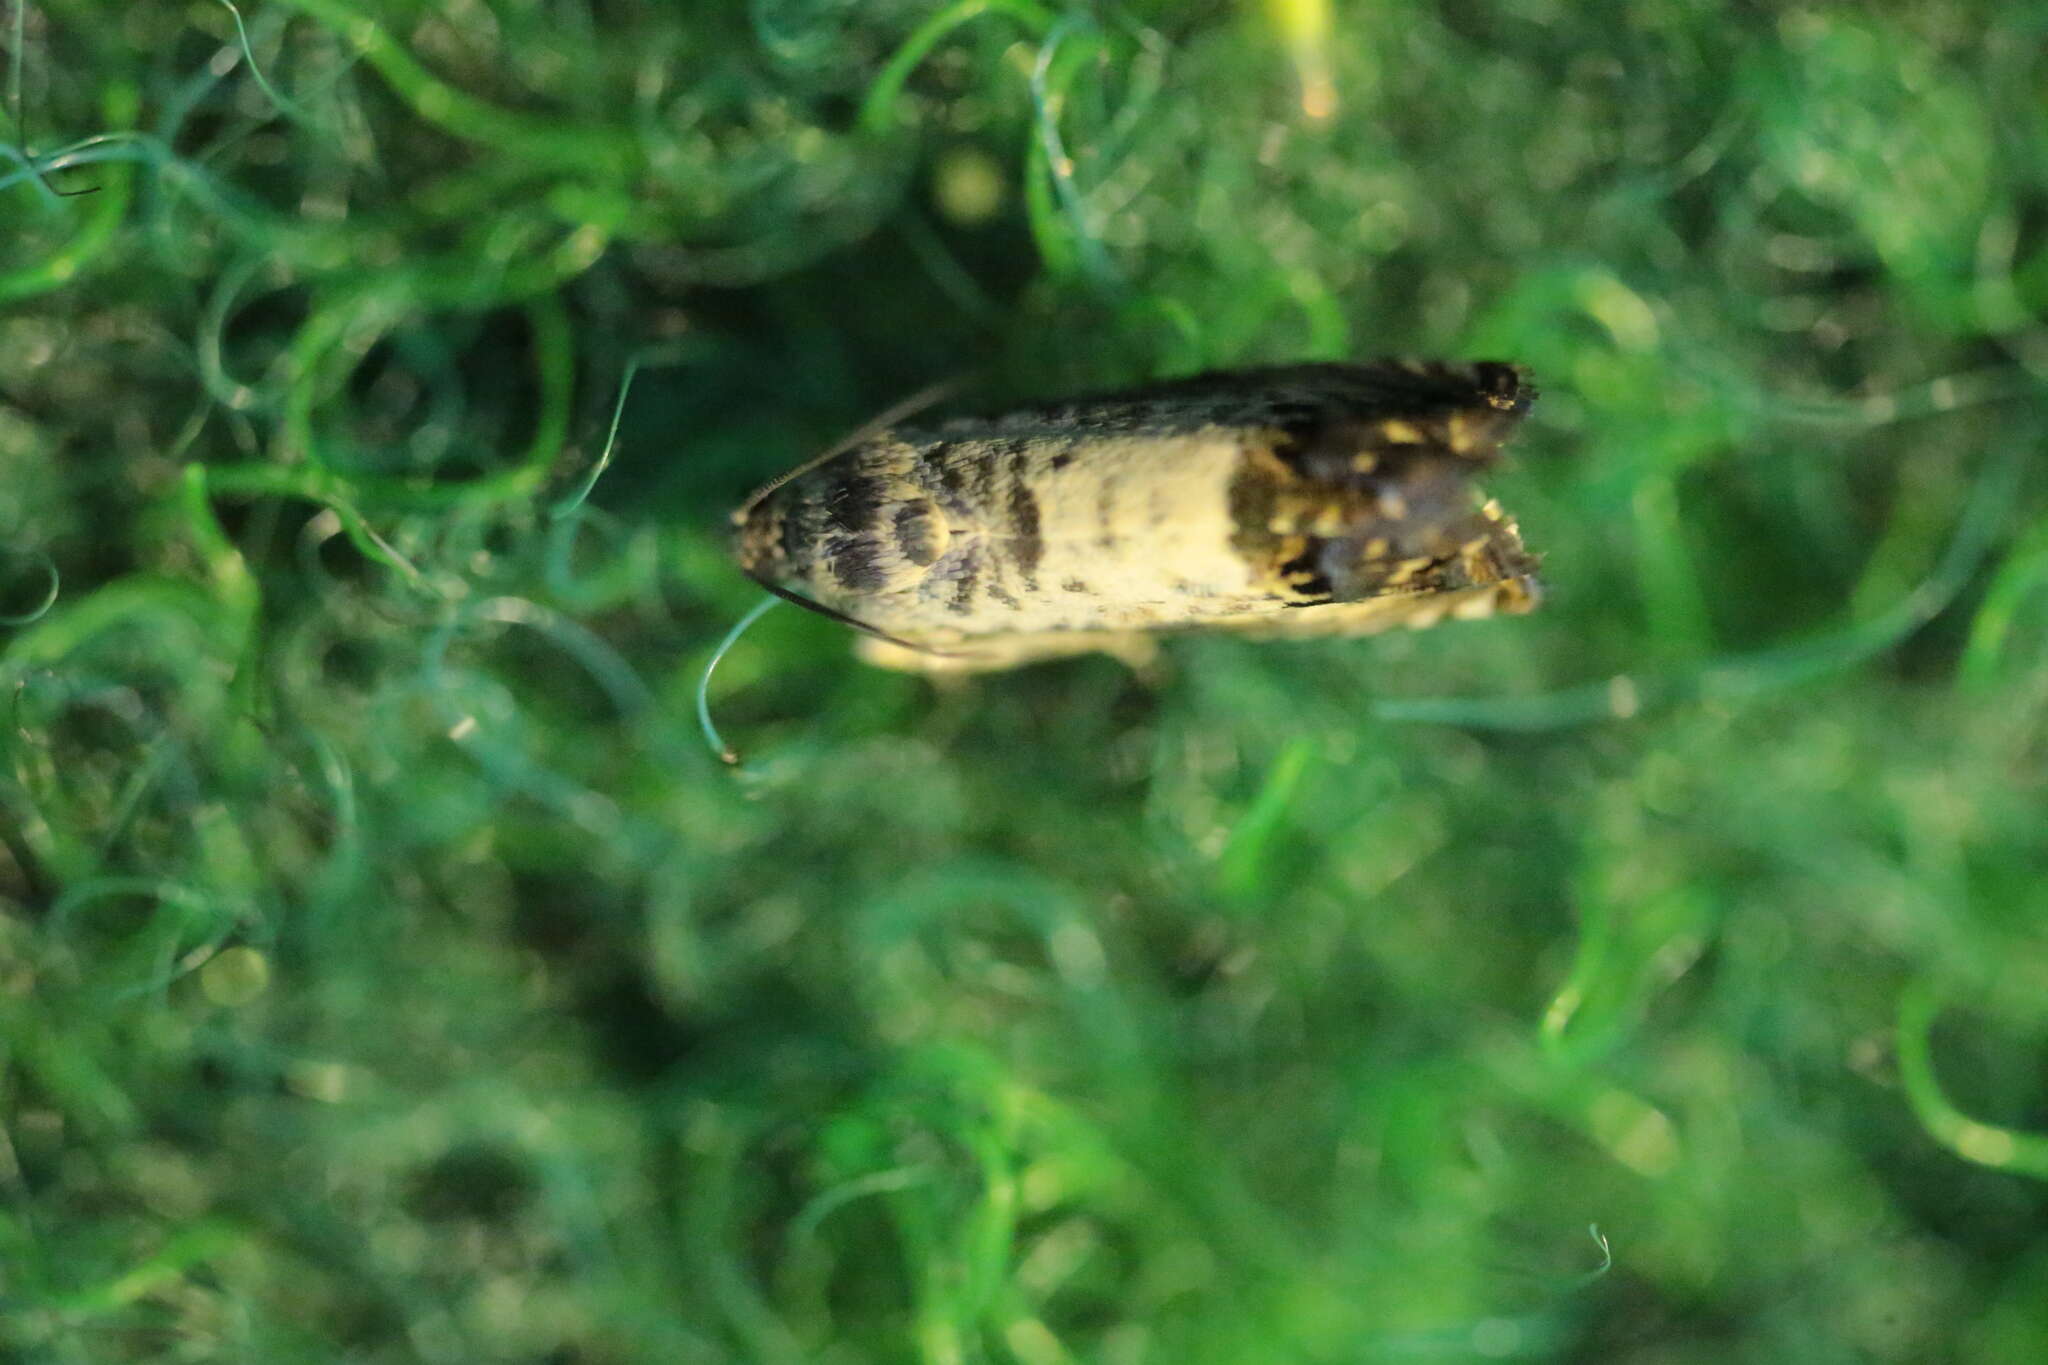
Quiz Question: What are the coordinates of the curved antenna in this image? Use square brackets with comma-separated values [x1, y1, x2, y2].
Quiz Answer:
[742, 572, 953, 657]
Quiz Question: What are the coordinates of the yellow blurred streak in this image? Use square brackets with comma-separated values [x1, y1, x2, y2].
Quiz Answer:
[1588, 1087, 1681, 1177]
[200, 946, 271, 1007]
[1262, 0, 1338, 121]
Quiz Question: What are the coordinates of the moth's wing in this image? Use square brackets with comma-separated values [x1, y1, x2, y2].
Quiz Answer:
[855, 629, 1160, 675]
[1213, 361, 1543, 617]
[848, 574, 1541, 673]
[1209, 575, 1542, 642]
[731, 436, 974, 653]
[957, 359, 1534, 446]
[735, 425, 1151, 653]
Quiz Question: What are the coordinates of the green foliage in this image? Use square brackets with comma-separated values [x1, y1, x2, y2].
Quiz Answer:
[4, 1, 2048, 1360]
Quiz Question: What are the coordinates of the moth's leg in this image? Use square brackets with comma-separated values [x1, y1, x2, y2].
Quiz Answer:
[854, 630, 1160, 675]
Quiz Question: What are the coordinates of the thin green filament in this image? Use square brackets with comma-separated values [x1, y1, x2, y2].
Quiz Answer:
[696, 596, 780, 766]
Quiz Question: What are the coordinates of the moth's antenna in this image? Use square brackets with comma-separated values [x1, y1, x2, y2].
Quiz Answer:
[697, 596, 781, 766]
[733, 376, 968, 524]
[740, 572, 954, 657]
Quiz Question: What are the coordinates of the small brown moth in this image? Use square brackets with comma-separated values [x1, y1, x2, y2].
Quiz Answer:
[731, 360, 1542, 673]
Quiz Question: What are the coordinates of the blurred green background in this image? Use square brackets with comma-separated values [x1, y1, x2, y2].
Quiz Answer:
[5, 0, 2048, 1359]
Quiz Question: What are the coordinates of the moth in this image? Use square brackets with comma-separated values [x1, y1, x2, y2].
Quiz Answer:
[731, 360, 1543, 673]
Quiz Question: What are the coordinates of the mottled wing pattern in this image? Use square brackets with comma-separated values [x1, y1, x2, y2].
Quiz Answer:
[732, 360, 1543, 672]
